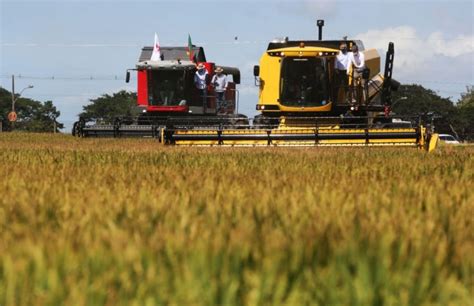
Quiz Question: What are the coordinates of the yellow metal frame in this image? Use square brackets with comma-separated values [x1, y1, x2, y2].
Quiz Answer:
[428, 133, 439, 152]
[163, 122, 439, 152]
[170, 127, 419, 147]
[267, 46, 339, 57]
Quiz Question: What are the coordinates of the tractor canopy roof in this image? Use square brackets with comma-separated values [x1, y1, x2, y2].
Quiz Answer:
[267, 39, 365, 52]
[139, 46, 206, 63]
[136, 60, 196, 70]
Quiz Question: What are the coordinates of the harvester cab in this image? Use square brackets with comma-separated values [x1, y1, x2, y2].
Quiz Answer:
[129, 46, 241, 120]
[253, 39, 393, 117]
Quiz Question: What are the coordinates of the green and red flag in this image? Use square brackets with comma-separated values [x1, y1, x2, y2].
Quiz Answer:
[187, 34, 195, 62]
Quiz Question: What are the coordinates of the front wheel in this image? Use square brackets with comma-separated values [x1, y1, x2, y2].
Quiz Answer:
[72, 119, 85, 137]
[72, 121, 79, 136]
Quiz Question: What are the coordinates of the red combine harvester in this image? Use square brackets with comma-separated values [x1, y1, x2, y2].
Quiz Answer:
[73, 45, 248, 137]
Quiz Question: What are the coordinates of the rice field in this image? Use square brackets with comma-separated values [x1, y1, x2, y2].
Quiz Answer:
[0, 133, 473, 306]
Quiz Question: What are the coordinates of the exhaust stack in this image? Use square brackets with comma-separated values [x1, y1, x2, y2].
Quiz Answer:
[317, 20, 324, 40]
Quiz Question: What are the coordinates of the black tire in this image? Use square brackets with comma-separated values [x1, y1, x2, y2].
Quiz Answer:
[72, 121, 82, 137]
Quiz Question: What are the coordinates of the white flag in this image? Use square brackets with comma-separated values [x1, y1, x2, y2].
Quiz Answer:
[151, 33, 161, 61]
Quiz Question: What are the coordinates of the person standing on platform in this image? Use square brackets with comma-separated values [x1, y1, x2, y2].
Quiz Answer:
[211, 67, 228, 113]
[194, 63, 209, 112]
[334, 42, 351, 103]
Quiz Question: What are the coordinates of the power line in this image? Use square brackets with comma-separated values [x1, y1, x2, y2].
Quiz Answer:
[0, 74, 129, 81]
[1, 36, 473, 48]
[24, 94, 99, 98]
[6, 86, 466, 101]
[2, 74, 472, 87]
[0, 41, 269, 48]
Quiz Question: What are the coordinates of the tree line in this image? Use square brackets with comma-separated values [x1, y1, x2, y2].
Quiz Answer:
[1, 84, 472, 140]
[77, 85, 473, 140]
[392, 85, 473, 140]
[0, 87, 64, 132]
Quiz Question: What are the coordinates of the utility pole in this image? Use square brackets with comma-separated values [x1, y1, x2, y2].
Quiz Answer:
[11, 75, 15, 112]
[10, 75, 15, 129]
[9, 76, 34, 129]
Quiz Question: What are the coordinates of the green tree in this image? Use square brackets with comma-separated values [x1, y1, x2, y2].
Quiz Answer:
[26, 101, 64, 132]
[392, 84, 460, 134]
[0, 87, 64, 132]
[79, 91, 138, 123]
[456, 86, 474, 140]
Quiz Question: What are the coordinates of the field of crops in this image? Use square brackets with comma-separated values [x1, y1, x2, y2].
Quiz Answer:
[0, 133, 472, 306]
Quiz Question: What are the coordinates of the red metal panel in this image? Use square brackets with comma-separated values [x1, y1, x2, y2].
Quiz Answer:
[137, 70, 148, 106]
[146, 105, 189, 112]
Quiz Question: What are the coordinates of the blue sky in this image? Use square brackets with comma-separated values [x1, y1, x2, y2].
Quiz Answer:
[1, 0, 473, 130]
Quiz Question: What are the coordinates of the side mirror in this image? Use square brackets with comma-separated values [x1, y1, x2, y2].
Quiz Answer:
[362, 68, 370, 80]
[253, 65, 260, 77]
[125, 71, 130, 83]
[233, 72, 241, 85]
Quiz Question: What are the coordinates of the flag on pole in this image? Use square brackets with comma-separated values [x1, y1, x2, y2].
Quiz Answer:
[151, 33, 161, 61]
[187, 33, 195, 62]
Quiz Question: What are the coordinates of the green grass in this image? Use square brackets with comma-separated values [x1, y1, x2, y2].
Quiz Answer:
[0, 133, 473, 306]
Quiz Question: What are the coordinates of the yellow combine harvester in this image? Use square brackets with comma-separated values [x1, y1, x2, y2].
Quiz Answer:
[161, 20, 439, 151]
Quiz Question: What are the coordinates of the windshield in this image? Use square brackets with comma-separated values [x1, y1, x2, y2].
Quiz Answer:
[280, 57, 329, 107]
[149, 70, 188, 106]
[440, 135, 455, 141]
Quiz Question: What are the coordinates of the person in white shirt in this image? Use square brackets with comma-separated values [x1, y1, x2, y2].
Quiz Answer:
[334, 42, 351, 103]
[211, 67, 228, 113]
[350, 44, 365, 74]
[194, 63, 209, 111]
[349, 44, 366, 104]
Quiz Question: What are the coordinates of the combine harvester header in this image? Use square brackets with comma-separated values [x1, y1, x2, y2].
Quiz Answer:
[161, 117, 438, 152]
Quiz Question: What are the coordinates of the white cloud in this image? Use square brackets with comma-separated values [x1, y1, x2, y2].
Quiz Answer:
[356, 26, 423, 71]
[428, 32, 474, 57]
[355, 26, 474, 80]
